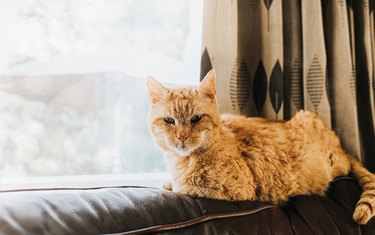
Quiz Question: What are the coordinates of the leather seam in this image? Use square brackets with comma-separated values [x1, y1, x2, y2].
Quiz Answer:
[104, 205, 277, 235]
[0, 176, 355, 193]
[0, 185, 152, 193]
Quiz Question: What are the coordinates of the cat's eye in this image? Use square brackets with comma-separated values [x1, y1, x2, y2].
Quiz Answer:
[191, 115, 202, 124]
[163, 117, 175, 125]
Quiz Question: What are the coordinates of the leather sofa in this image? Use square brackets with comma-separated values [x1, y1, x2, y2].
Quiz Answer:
[0, 177, 374, 235]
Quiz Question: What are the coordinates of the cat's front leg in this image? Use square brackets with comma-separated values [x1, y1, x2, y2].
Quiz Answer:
[162, 181, 173, 191]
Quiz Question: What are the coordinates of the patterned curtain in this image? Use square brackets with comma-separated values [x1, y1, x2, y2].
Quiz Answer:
[200, 0, 375, 171]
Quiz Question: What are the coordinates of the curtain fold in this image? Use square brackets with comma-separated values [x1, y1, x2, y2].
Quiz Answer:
[201, 0, 375, 171]
[283, 0, 303, 120]
[302, 0, 331, 128]
[323, 0, 361, 162]
[201, 0, 238, 113]
[353, 0, 375, 168]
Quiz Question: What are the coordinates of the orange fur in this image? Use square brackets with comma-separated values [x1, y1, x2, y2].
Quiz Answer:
[147, 70, 375, 225]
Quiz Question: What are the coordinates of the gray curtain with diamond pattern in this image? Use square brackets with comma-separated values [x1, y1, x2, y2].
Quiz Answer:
[200, 0, 375, 171]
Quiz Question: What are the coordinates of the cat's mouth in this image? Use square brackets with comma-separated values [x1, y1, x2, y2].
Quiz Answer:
[179, 143, 187, 151]
[173, 143, 191, 156]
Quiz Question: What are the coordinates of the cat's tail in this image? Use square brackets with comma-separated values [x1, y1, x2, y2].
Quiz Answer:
[348, 155, 375, 224]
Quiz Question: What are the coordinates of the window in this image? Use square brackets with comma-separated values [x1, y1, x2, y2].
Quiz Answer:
[0, 0, 203, 188]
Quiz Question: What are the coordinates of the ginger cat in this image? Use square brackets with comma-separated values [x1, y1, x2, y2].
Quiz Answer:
[147, 70, 375, 225]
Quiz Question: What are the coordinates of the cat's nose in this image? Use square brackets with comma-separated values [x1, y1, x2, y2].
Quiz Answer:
[177, 133, 188, 142]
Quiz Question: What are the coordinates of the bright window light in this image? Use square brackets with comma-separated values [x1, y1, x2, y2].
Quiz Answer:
[0, 0, 203, 186]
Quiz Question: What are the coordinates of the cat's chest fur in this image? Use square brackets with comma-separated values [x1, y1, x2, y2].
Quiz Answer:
[164, 134, 257, 201]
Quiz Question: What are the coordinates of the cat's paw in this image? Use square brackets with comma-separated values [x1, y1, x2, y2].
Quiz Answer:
[353, 201, 374, 224]
[162, 181, 173, 191]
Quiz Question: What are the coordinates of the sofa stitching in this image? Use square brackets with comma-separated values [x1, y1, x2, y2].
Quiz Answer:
[103, 205, 277, 235]
[0, 186, 152, 193]
[0, 176, 355, 193]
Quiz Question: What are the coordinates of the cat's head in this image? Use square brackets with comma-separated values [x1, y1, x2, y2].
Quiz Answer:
[147, 70, 220, 156]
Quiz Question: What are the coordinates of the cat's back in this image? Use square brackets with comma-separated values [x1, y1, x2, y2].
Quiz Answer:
[220, 110, 326, 138]
[219, 110, 335, 202]
[220, 113, 289, 142]
[219, 110, 332, 160]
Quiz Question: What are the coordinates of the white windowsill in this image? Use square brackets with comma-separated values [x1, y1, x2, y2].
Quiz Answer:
[0, 172, 171, 191]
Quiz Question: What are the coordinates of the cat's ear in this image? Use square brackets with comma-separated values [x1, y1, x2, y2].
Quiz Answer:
[199, 69, 216, 99]
[147, 76, 168, 104]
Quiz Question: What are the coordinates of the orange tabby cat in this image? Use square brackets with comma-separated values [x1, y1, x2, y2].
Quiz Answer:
[147, 70, 375, 225]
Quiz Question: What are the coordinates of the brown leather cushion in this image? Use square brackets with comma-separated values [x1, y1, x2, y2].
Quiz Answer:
[0, 177, 373, 234]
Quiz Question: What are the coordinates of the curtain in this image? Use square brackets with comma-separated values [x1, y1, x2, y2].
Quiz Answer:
[200, 0, 375, 171]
